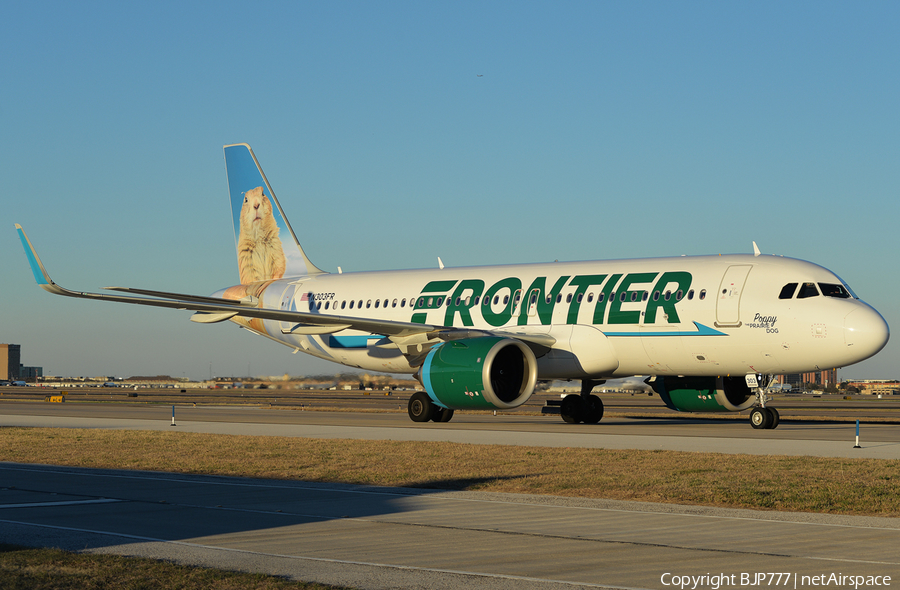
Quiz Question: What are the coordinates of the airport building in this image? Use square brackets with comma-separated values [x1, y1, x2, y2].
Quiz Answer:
[774, 369, 838, 390]
[1, 344, 43, 382]
[845, 380, 900, 396]
[1, 344, 21, 381]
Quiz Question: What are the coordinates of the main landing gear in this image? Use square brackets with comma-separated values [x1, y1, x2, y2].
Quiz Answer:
[559, 379, 605, 424]
[407, 391, 454, 423]
[748, 374, 779, 430]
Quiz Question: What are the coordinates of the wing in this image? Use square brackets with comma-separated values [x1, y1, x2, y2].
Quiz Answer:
[16, 224, 557, 355]
[15, 224, 438, 339]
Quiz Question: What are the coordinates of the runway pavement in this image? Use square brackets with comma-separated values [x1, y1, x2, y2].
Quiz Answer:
[2, 463, 899, 590]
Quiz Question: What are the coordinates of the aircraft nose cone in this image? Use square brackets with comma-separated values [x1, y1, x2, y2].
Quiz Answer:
[844, 305, 890, 363]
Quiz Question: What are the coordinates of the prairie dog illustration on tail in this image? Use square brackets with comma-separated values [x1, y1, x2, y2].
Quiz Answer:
[237, 186, 286, 283]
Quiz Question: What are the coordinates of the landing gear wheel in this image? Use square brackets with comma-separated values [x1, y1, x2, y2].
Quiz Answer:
[408, 392, 436, 422]
[767, 407, 780, 429]
[433, 408, 455, 423]
[560, 394, 587, 424]
[583, 395, 604, 424]
[750, 407, 773, 430]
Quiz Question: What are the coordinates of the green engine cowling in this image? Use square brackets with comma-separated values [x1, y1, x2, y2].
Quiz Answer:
[420, 337, 538, 410]
[651, 376, 756, 412]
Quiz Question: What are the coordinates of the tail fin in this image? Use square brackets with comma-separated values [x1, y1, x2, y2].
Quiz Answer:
[224, 143, 325, 283]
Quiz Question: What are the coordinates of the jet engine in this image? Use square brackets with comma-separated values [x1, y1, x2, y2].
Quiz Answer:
[651, 376, 756, 412]
[419, 337, 538, 410]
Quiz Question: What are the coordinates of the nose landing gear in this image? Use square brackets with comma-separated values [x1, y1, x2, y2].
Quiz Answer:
[747, 374, 779, 430]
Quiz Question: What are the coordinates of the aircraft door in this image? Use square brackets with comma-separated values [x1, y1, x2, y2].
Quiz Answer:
[716, 266, 751, 327]
[527, 289, 541, 317]
[279, 283, 300, 333]
[511, 289, 524, 317]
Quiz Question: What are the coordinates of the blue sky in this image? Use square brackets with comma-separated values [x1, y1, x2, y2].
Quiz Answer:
[3, 1, 898, 381]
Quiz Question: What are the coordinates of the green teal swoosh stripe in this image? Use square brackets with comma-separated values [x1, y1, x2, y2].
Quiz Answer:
[604, 322, 726, 337]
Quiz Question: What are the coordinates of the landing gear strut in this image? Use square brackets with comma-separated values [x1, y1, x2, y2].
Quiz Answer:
[560, 379, 605, 424]
[747, 374, 779, 430]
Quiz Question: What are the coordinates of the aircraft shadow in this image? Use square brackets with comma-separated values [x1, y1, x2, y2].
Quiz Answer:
[0, 463, 526, 551]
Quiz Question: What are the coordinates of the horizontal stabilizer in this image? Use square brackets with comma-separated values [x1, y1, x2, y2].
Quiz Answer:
[107, 287, 252, 307]
[190, 311, 240, 324]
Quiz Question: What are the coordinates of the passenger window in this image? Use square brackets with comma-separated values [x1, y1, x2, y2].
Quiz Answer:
[324, 301, 330, 310]
[819, 283, 851, 298]
[367, 300, 373, 308]
[341, 301, 346, 309]
[687, 289, 694, 300]
[546, 295, 553, 304]
[620, 292, 626, 302]
[556, 294, 562, 303]
[653, 292, 660, 301]
[456, 297, 461, 306]
[577, 293, 583, 303]
[503, 295, 509, 304]
[392, 299, 397, 308]
[566, 293, 572, 303]
[349, 300, 354, 309]
[631, 292, 638, 302]
[374, 300, 380, 308]
[400, 299, 406, 307]
[676, 290, 683, 300]
[587, 293, 594, 303]
[797, 283, 819, 299]
[699, 290, 706, 300]
[779, 283, 798, 299]
[664, 291, 671, 301]
[598, 293, 605, 302]
[642, 292, 648, 301]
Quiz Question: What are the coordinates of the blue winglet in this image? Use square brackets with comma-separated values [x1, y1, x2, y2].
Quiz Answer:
[15, 224, 51, 286]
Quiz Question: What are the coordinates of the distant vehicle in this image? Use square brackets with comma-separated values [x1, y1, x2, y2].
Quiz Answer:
[0, 380, 9, 386]
[102, 382, 118, 387]
[12, 381, 28, 387]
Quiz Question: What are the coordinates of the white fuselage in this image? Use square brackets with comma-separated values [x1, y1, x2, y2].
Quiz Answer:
[223, 253, 888, 379]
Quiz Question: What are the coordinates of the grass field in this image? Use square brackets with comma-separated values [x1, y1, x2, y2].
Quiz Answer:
[0, 545, 342, 590]
[2, 427, 898, 516]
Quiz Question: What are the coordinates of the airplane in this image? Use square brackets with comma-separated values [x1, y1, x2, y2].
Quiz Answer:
[16, 144, 889, 429]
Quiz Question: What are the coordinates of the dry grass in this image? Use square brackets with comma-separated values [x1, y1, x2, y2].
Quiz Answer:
[0, 544, 340, 589]
[2, 427, 898, 516]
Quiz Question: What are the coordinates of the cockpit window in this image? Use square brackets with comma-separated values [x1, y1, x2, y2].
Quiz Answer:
[835, 274, 860, 299]
[797, 282, 820, 299]
[779, 283, 798, 300]
[819, 283, 851, 299]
